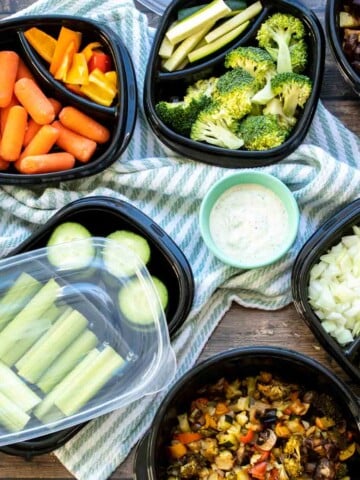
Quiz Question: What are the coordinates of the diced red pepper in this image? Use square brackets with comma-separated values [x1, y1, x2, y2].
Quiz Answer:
[248, 461, 268, 480]
[239, 429, 254, 444]
[88, 52, 112, 73]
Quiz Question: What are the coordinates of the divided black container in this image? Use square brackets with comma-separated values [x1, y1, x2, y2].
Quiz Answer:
[144, 0, 325, 168]
[0, 15, 137, 184]
[326, 0, 360, 95]
[1, 196, 194, 458]
[292, 198, 360, 384]
[133, 347, 360, 479]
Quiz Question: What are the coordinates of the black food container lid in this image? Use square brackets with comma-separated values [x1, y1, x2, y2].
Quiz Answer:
[143, 0, 325, 168]
[292, 198, 360, 384]
[0, 15, 137, 184]
[1, 196, 194, 458]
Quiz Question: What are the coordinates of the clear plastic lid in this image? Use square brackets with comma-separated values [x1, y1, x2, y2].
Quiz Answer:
[0, 238, 176, 446]
[137, 0, 170, 15]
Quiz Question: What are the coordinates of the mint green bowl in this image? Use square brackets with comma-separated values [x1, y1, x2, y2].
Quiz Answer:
[199, 171, 299, 269]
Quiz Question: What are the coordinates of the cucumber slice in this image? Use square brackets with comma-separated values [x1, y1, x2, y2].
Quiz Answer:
[103, 230, 151, 278]
[47, 222, 95, 269]
[118, 276, 168, 326]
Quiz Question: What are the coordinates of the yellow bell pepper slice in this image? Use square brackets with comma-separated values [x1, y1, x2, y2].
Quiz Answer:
[50, 26, 82, 76]
[66, 53, 89, 85]
[80, 68, 117, 106]
[24, 28, 57, 63]
[104, 71, 118, 88]
[81, 42, 102, 62]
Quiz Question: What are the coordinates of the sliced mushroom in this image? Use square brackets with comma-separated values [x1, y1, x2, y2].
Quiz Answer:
[256, 428, 277, 451]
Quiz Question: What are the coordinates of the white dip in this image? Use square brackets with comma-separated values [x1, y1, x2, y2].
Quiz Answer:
[209, 183, 290, 264]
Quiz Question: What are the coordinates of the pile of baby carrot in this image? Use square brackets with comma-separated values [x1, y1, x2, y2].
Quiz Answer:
[0, 50, 111, 175]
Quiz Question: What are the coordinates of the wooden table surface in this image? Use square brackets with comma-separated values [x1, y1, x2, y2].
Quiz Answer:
[0, 0, 359, 478]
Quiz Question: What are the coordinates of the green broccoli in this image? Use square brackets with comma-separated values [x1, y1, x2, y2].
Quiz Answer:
[238, 114, 290, 150]
[270, 71, 312, 118]
[184, 77, 219, 103]
[283, 457, 304, 478]
[263, 97, 297, 129]
[256, 12, 307, 73]
[335, 462, 349, 479]
[212, 68, 258, 119]
[155, 96, 211, 137]
[283, 435, 302, 458]
[224, 46, 276, 84]
[289, 39, 308, 73]
[190, 103, 244, 150]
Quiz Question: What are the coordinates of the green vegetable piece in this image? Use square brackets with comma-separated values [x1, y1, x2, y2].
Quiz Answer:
[188, 20, 250, 63]
[0, 273, 41, 332]
[204, 0, 262, 44]
[47, 221, 95, 269]
[177, 1, 246, 21]
[1, 304, 61, 367]
[0, 279, 60, 360]
[34, 348, 100, 423]
[37, 329, 98, 394]
[103, 230, 151, 278]
[16, 308, 88, 384]
[238, 114, 290, 150]
[270, 71, 312, 118]
[0, 391, 30, 433]
[54, 346, 124, 416]
[118, 276, 168, 325]
[0, 360, 41, 412]
[166, 0, 231, 45]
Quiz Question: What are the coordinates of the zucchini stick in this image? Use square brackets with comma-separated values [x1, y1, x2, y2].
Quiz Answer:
[0, 360, 41, 412]
[0, 391, 30, 432]
[204, 0, 263, 44]
[37, 329, 99, 393]
[0, 273, 41, 331]
[163, 22, 215, 72]
[166, 0, 231, 45]
[0, 279, 60, 359]
[188, 20, 250, 63]
[1, 304, 61, 366]
[17, 309, 88, 384]
[55, 346, 124, 416]
[34, 348, 100, 423]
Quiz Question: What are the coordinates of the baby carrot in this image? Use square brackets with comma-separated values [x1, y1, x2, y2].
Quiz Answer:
[20, 124, 59, 159]
[15, 152, 75, 174]
[0, 95, 19, 135]
[0, 51, 19, 108]
[16, 58, 35, 81]
[48, 98, 62, 117]
[58, 106, 110, 143]
[23, 119, 42, 147]
[52, 120, 97, 163]
[14, 78, 55, 125]
[0, 105, 27, 161]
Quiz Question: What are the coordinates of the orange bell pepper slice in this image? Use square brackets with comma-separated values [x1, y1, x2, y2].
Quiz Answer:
[50, 26, 82, 75]
[168, 442, 187, 459]
[24, 28, 57, 63]
[54, 41, 77, 81]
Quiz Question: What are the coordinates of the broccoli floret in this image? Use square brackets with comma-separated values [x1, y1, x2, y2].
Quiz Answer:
[256, 12, 307, 73]
[263, 97, 297, 129]
[213, 68, 258, 119]
[238, 114, 290, 150]
[283, 435, 304, 478]
[271, 71, 312, 118]
[289, 39, 308, 73]
[190, 104, 244, 150]
[335, 462, 349, 479]
[224, 46, 276, 84]
[184, 77, 218, 103]
[283, 457, 304, 478]
[284, 435, 302, 458]
[155, 96, 211, 137]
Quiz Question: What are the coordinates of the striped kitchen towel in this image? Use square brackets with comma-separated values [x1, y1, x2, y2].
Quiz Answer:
[2, 0, 360, 478]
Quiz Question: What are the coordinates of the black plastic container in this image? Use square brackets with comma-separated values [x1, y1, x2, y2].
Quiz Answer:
[292, 198, 360, 384]
[144, 0, 325, 168]
[1, 196, 194, 458]
[0, 15, 137, 184]
[326, 0, 360, 96]
[133, 346, 360, 479]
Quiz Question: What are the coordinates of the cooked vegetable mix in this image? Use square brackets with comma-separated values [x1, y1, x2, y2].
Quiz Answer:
[339, 0, 360, 75]
[165, 372, 359, 479]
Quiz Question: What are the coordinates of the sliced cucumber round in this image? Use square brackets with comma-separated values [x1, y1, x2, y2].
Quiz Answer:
[47, 222, 95, 269]
[118, 276, 168, 326]
[103, 230, 151, 278]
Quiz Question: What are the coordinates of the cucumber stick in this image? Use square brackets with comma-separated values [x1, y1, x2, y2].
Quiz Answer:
[0, 278, 60, 359]
[16, 308, 88, 384]
[0, 273, 41, 332]
[1, 304, 61, 367]
[204, 0, 262, 43]
[55, 346, 124, 416]
[0, 361, 40, 412]
[37, 329, 99, 394]
[0, 391, 30, 432]
[166, 0, 231, 45]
